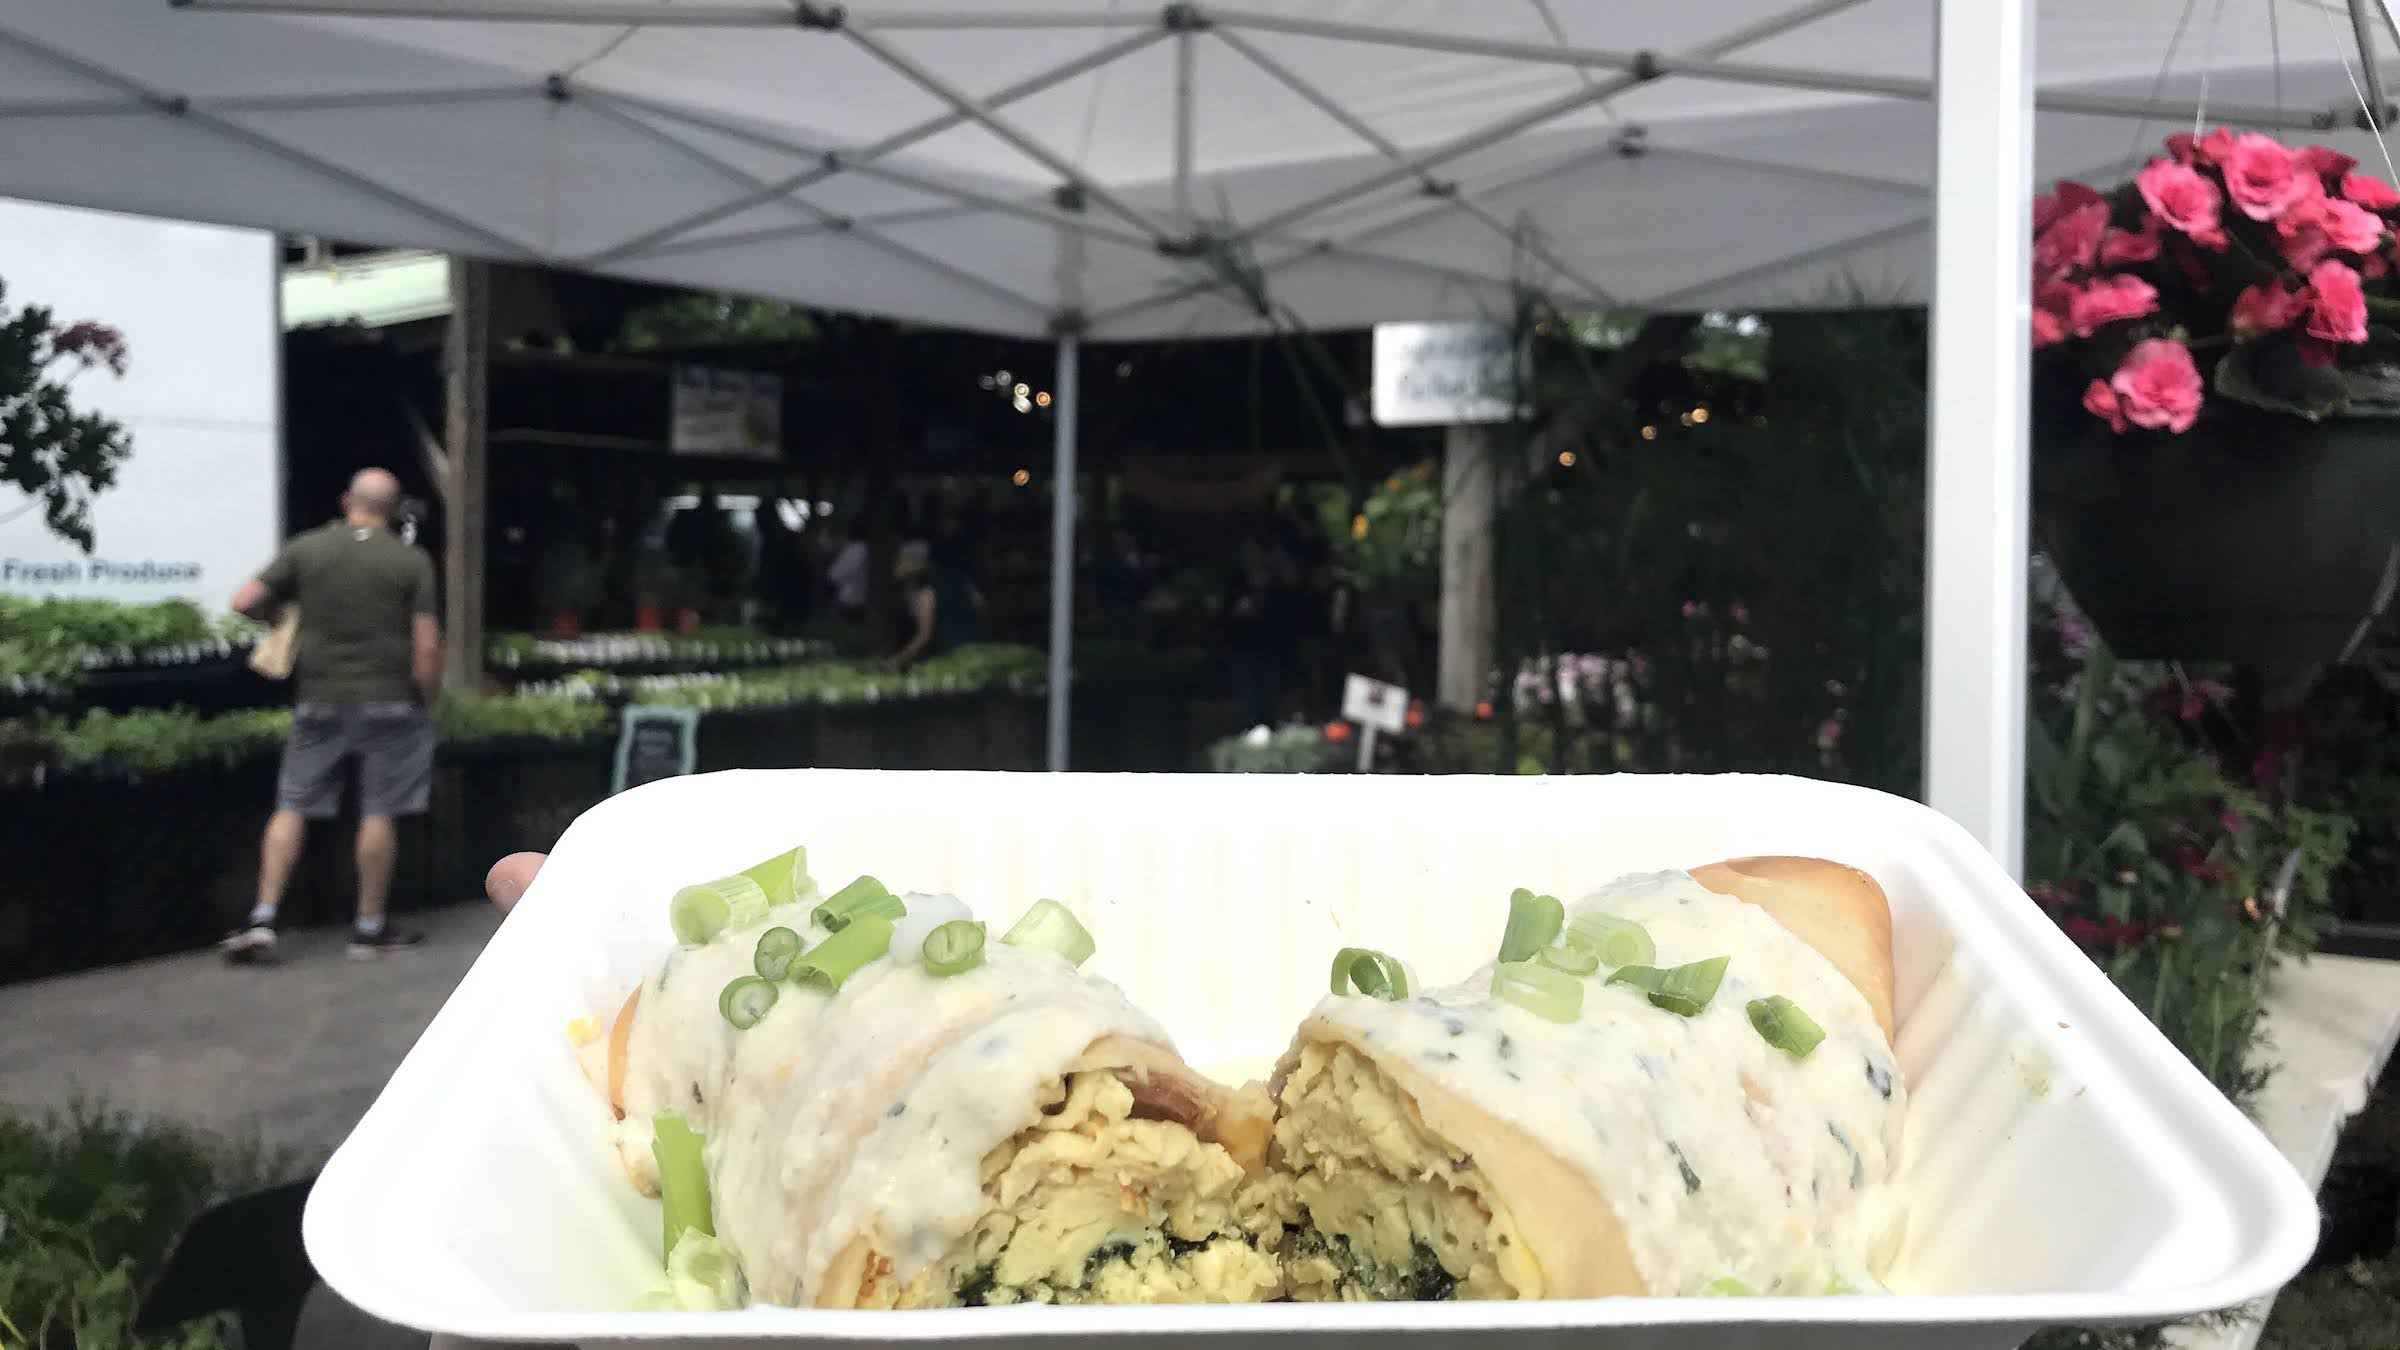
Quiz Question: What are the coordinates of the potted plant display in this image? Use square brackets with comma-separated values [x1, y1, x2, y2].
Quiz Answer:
[2032, 129, 2400, 668]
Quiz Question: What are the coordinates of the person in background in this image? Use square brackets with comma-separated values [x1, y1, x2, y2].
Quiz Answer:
[221, 468, 442, 964]
[824, 520, 869, 619]
[885, 538, 986, 671]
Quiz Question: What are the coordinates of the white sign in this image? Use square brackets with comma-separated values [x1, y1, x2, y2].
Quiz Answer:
[671, 365, 783, 460]
[1370, 320, 1524, 427]
[1342, 673, 1410, 734]
[0, 199, 279, 606]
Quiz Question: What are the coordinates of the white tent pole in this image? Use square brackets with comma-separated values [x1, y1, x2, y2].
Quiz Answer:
[1046, 333, 1081, 772]
[1925, 0, 2033, 876]
[1173, 27, 1197, 221]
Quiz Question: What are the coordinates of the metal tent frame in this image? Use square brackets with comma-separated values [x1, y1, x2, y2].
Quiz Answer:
[12, 0, 2397, 871]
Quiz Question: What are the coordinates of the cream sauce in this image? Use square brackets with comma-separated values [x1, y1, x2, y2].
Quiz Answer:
[1308, 869, 1908, 1296]
[615, 903, 1170, 1305]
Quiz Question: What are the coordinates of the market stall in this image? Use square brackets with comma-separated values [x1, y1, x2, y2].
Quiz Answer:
[7, 0, 2399, 874]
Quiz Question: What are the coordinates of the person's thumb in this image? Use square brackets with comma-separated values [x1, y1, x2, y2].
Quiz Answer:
[485, 852, 550, 916]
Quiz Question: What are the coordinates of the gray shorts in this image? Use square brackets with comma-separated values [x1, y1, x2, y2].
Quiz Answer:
[277, 701, 435, 820]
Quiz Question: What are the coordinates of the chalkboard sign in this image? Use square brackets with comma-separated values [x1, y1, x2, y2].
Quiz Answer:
[613, 705, 699, 794]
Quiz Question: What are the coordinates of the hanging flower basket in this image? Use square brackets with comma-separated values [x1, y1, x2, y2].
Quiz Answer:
[2030, 129, 2400, 665]
[2036, 395, 2400, 665]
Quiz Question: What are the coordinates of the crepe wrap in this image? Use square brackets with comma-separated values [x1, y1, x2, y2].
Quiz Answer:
[1264, 857, 1908, 1301]
[603, 924, 1279, 1309]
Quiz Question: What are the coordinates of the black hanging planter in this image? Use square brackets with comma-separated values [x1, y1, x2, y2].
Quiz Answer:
[2035, 390, 2400, 669]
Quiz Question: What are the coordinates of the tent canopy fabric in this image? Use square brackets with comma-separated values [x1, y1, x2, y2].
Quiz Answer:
[7, 1, 2399, 340]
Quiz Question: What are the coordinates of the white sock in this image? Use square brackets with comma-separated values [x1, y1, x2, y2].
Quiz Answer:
[354, 914, 386, 938]
[247, 904, 276, 928]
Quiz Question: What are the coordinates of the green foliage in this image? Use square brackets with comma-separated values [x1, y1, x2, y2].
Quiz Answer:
[0, 597, 257, 685]
[1488, 308, 1927, 793]
[622, 644, 1046, 711]
[1206, 724, 1344, 774]
[617, 294, 817, 351]
[432, 694, 612, 744]
[0, 1103, 289, 1350]
[484, 627, 826, 672]
[2024, 565, 2350, 1106]
[1343, 463, 1441, 601]
[0, 282, 134, 552]
[38, 707, 293, 777]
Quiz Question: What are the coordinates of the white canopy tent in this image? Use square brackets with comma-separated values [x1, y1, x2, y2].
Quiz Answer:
[7, 0, 2399, 873]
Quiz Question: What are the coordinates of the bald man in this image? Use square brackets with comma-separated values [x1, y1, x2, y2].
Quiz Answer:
[223, 468, 443, 964]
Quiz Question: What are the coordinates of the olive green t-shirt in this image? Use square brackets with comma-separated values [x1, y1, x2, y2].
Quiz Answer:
[257, 521, 438, 705]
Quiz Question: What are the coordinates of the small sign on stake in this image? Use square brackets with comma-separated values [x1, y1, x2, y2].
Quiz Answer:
[1342, 673, 1411, 772]
[612, 705, 699, 795]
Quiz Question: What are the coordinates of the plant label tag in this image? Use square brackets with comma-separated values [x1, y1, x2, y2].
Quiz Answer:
[1342, 674, 1409, 734]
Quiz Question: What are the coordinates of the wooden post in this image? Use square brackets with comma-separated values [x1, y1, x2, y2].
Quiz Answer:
[1437, 423, 1496, 710]
[442, 257, 490, 697]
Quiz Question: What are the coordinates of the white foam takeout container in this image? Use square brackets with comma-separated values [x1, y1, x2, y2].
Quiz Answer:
[306, 769, 2317, 1350]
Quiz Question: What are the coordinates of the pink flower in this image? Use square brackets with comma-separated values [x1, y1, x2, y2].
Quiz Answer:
[2305, 259, 2369, 343]
[2345, 173, 2400, 210]
[2230, 282, 2305, 336]
[2222, 133, 2320, 221]
[2298, 145, 2360, 181]
[2083, 377, 2128, 433]
[2033, 180, 2105, 234]
[2137, 158, 2222, 237]
[2277, 195, 2384, 268]
[2032, 280, 2077, 347]
[2100, 219, 2165, 265]
[2034, 201, 2111, 277]
[2068, 275, 2159, 335]
[2167, 129, 2239, 166]
[2110, 339, 2204, 432]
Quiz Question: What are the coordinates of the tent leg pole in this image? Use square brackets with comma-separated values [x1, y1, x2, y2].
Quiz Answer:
[1924, 0, 2032, 877]
[1046, 333, 1081, 772]
[441, 256, 489, 699]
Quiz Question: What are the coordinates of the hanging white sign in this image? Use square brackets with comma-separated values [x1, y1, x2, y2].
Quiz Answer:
[1370, 320, 1525, 427]
[670, 365, 783, 459]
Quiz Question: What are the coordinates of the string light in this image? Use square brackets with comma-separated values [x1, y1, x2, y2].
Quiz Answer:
[1557, 450, 1577, 468]
[1116, 361, 1133, 378]
[1012, 469, 1032, 487]
[1012, 382, 1030, 398]
[1034, 391, 1052, 408]
[1640, 425, 1658, 440]
[996, 369, 1011, 384]
[1013, 393, 1032, 413]
[1678, 411, 1693, 427]
[1351, 514, 1369, 540]
[1690, 406, 1711, 424]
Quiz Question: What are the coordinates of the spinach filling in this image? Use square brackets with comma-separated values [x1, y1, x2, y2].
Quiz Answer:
[1284, 1224, 1459, 1301]
[953, 1228, 1258, 1306]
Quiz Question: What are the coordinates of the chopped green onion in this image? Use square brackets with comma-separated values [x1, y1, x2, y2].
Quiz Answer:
[752, 926, 804, 981]
[1497, 888, 1565, 963]
[718, 975, 779, 1029]
[1746, 995, 1826, 1059]
[1491, 961, 1584, 1022]
[669, 880, 738, 946]
[633, 1286, 679, 1312]
[1330, 947, 1410, 999]
[812, 875, 904, 931]
[1536, 942, 1599, 976]
[1606, 956, 1731, 1017]
[1825, 1271, 1859, 1296]
[1698, 1276, 1757, 1297]
[650, 1110, 714, 1257]
[790, 914, 894, 994]
[665, 1231, 745, 1310]
[737, 845, 812, 909]
[920, 920, 987, 977]
[998, 899, 1096, 967]
[1565, 911, 1656, 968]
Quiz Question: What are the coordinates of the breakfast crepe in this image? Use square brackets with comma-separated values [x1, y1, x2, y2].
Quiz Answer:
[599, 911, 1280, 1309]
[1263, 857, 1908, 1301]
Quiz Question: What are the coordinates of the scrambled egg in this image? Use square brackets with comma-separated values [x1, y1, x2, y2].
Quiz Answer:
[862, 1069, 1282, 1308]
[1264, 1040, 1539, 1301]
